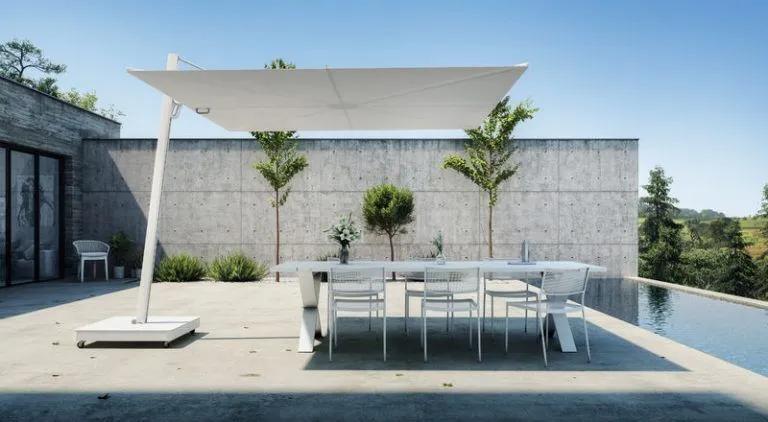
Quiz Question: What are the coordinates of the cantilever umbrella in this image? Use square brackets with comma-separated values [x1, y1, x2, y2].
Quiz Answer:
[75, 53, 528, 347]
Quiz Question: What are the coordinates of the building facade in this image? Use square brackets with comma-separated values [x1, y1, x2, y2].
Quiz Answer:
[0, 77, 120, 285]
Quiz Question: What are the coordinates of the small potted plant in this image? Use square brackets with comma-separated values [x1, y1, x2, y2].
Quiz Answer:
[324, 213, 362, 264]
[432, 231, 446, 264]
[109, 231, 134, 279]
[130, 247, 144, 279]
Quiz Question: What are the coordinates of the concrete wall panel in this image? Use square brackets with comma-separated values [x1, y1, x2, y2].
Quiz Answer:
[82, 138, 638, 277]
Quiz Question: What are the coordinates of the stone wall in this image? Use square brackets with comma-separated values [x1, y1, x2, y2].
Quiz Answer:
[0, 77, 121, 273]
[81, 138, 638, 277]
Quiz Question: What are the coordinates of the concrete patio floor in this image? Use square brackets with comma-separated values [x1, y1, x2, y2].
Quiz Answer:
[1, 279, 767, 421]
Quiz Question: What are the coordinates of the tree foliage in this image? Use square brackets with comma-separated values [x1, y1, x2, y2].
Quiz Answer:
[362, 184, 415, 238]
[759, 183, 768, 239]
[0, 39, 65, 85]
[639, 167, 684, 282]
[250, 58, 307, 280]
[0, 38, 123, 121]
[442, 97, 537, 257]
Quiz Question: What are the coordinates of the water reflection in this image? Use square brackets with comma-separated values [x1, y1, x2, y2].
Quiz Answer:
[643, 285, 672, 335]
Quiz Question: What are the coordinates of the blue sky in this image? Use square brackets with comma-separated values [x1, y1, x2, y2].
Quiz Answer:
[2, 1, 767, 216]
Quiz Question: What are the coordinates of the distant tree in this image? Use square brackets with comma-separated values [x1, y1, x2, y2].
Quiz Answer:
[685, 219, 705, 248]
[251, 58, 307, 282]
[362, 184, 415, 276]
[59, 88, 99, 111]
[759, 183, 768, 239]
[442, 97, 537, 257]
[639, 167, 684, 282]
[0, 39, 65, 85]
[34, 77, 60, 97]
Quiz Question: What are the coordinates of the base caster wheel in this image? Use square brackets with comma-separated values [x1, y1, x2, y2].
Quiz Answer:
[77, 340, 86, 349]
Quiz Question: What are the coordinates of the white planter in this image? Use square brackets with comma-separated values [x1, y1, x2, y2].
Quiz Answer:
[113, 266, 125, 279]
[132, 268, 142, 279]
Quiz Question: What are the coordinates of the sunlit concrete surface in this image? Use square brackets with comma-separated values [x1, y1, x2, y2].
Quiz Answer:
[1, 279, 767, 421]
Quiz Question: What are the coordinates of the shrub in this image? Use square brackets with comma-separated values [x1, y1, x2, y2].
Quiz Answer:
[208, 252, 268, 282]
[154, 253, 207, 282]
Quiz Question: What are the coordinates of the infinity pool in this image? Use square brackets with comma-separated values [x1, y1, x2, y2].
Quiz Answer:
[586, 278, 768, 377]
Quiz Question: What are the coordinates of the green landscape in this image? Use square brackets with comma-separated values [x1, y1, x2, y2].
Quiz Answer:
[639, 168, 768, 300]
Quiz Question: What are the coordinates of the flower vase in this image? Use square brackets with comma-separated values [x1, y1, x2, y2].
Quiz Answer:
[339, 243, 350, 264]
[436, 252, 446, 265]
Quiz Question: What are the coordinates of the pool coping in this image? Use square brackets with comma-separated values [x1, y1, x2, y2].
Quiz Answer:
[626, 276, 768, 311]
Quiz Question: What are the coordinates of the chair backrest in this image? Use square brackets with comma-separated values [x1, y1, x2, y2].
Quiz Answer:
[424, 266, 479, 295]
[329, 266, 386, 295]
[403, 257, 436, 280]
[540, 268, 590, 298]
[73, 240, 110, 255]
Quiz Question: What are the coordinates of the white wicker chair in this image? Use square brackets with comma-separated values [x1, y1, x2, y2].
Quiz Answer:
[506, 268, 591, 366]
[73, 240, 110, 282]
[421, 266, 481, 362]
[328, 265, 387, 361]
[482, 257, 538, 334]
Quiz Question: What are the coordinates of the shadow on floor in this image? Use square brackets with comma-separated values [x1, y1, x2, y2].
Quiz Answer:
[0, 391, 764, 421]
[304, 317, 685, 372]
[0, 279, 136, 319]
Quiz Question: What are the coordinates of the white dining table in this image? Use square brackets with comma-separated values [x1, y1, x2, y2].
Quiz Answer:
[270, 260, 607, 354]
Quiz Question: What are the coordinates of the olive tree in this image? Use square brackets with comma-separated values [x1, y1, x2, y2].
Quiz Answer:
[362, 184, 415, 276]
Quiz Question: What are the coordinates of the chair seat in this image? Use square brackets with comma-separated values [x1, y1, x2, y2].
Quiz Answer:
[333, 298, 385, 312]
[334, 290, 380, 298]
[485, 288, 537, 299]
[506, 299, 583, 314]
[405, 288, 452, 298]
[423, 298, 477, 312]
[80, 252, 108, 259]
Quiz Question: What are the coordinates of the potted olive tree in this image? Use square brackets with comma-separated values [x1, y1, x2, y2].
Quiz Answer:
[362, 184, 415, 279]
[109, 231, 134, 279]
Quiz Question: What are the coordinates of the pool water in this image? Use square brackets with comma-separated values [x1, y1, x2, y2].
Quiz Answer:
[585, 278, 768, 377]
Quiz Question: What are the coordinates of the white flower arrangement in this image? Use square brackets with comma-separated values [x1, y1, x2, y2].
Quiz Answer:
[325, 214, 362, 246]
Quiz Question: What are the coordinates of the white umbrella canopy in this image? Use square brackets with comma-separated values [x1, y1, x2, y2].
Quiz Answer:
[128, 65, 528, 131]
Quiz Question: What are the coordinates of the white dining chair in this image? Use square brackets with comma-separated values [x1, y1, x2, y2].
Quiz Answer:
[72, 240, 110, 282]
[328, 265, 387, 361]
[421, 266, 481, 362]
[505, 268, 591, 366]
[482, 257, 538, 334]
[327, 257, 379, 330]
[403, 257, 453, 335]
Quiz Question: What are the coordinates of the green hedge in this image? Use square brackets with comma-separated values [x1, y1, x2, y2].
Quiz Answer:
[208, 252, 268, 282]
[154, 254, 207, 282]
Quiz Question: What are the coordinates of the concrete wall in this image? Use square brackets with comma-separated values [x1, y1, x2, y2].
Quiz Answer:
[81, 138, 637, 277]
[0, 77, 121, 272]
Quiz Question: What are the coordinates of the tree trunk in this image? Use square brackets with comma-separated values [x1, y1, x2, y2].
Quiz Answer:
[389, 234, 396, 281]
[488, 203, 494, 258]
[275, 189, 280, 283]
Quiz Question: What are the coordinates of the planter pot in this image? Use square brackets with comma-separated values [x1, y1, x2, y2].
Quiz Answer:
[113, 266, 125, 279]
[132, 268, 142, 279]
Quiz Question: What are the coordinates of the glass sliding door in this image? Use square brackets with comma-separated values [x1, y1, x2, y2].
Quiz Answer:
[10, 151, 36, 283]
[39, 156, 60, 279]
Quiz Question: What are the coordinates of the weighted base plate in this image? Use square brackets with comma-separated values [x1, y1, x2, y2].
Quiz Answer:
[75, 316, 199, 347]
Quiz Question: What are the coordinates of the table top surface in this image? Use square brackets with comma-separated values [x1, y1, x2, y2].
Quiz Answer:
[271, 260, 607, 274]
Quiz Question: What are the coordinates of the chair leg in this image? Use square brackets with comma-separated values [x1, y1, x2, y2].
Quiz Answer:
[505, 304, 509, 353]
[422, 302, 428, 362]
[368, 301, 372, 332]
[404, 292, 409, 335]
[104, 258, 109, 281]
[383, 304, 387, 362]
[583, 308, 591, 363]
[334, 310, 339, 348]
[538, 311, 548, 367]
[468, 309, 473, 349]
[545, 313, 550, 351]
[482, 292, 487, 332]
[446, 296, 450, 333]
[328, 307, 333, 362]
[477, 306, 482, 362]
[490, 296, 494, 334]
[79, 259, 84, 283]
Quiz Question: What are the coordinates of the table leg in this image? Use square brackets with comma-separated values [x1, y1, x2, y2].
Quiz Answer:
[298, 271, 322, 353]
[550, 308, 577, 353]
